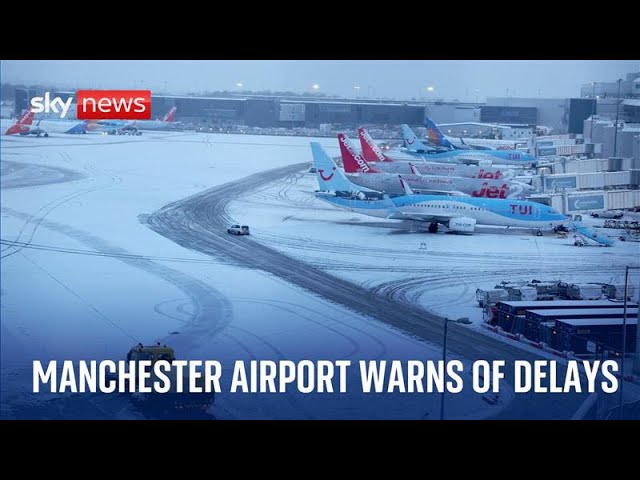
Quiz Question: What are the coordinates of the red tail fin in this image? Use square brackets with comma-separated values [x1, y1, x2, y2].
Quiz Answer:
[357, 127, 392, 162]
[408, 163, 421, 176]
[17, 110, 35, 125]
[162, 106, 177, 122]
[4, 110, 34, 135]
[338, 133, 380, 174]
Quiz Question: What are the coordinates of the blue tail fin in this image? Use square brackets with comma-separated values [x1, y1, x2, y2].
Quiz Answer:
[310, 142, 360, 192]
[65, 121, 87, 134]
[424, 117, 455, 149]
[400, 124, 429, 152]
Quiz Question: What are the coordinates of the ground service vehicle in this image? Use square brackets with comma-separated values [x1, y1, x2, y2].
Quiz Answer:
[125, 343, 215, 419]
[227, 225, 250, 235]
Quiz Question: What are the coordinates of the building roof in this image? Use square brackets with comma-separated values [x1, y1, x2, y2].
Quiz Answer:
[528, 308, 638, 317]
[557, 317, 639, 326]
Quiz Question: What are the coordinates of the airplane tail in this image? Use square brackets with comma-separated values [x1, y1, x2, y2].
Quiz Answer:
[398, 175, 415, 196]
[357, 127, 393, 162]
[162, 106, 177, 122]
[338, 133, 381, 174]
[408, 163, 423, 176]
[65, 122, 87, 134]
[4, 110, 34, 135]
[424, 117, 455, 150]
[310, 142, 360, 192]
[400, 124, 429, 152]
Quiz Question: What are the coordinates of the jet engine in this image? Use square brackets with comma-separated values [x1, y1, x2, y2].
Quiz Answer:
[448, 217, 476, 233]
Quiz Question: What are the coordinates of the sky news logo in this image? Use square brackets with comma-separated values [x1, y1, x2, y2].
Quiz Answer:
[30, 90, 151, 120]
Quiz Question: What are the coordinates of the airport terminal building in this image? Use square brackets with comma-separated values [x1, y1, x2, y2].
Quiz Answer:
[10, 87, 634, 136]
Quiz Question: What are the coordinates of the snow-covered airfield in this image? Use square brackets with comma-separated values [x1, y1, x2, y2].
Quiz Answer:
[2, 131, 638, 419]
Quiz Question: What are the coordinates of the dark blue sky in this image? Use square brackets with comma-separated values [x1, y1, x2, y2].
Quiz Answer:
[2, 60, 638, 101]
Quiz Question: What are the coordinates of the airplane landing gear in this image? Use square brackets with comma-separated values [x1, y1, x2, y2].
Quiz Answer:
[428, 222, 438, 234]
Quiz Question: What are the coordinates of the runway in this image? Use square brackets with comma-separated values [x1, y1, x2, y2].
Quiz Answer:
[147, 162, 590, 419]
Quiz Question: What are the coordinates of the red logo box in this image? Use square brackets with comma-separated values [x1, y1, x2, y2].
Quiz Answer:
[76, 90, 151, 120]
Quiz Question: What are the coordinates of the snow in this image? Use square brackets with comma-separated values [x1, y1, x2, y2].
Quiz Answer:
[227, 172, 640, 329]
[1, 131, 506, 419]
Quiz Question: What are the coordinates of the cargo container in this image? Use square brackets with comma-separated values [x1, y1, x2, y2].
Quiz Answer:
[526, 308, 638, 324]
[539, 321, 558, 349]
[496, 313, 521, 333]
[510, 286, 538, 301]
[495, 300, 637, 317]
[567, 283, 604, 300]
[476, 288, 508, 308]
[522, 308, 639, 343]
[554, 317, 638, 354]
[494, 300, 637, 334]
[528, 282, 559, 298]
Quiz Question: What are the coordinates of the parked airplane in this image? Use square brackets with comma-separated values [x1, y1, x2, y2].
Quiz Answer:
[425, 119, 522, 150]
[4, 111, 86, 136]
[4, 110, 35, 135]
[311, 141, 567, 234]
[339, 133, 533, 198]
[92, 106, 178, 133]
[401, 124, 537, 166]
[357, 127, 515, 180]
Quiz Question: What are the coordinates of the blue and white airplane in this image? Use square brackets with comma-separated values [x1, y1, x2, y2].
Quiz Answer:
[90, 106, 178, 134]
[401, 124, 537, 167]
[425, 117, 522, 150]
[311, 142, 566, 234]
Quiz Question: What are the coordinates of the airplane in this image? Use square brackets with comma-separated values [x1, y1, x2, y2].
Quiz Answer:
[424, 117, 535, 155]
[92, 106, 178, 134]
[401, 124, 537, 166]
[4, 110, 36, 135]
[310, 141, 567, 234]
[338, 133, 533, 199]
[4, 110, 87, 136]
[357, 127, 515, 180]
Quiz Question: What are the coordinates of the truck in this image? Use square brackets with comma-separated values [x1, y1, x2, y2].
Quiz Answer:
[509, 286, 538, 302]
[476, 288, 509, 308]
[567, 284, 603, 300]
[125, 343, 215, 419]
[527, 282, 558, 300]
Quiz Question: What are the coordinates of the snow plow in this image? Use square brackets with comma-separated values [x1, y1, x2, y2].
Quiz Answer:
[124, 343, 215, 419]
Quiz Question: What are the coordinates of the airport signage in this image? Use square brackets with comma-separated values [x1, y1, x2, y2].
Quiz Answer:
[76, 90, 151, 120]
[544, 175, 576, 190]
[567, 194, 605, 212]
[537, 147, 557, 157]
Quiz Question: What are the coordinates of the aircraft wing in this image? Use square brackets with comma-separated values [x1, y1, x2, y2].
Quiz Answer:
[453, 156, 487, 166]
[386, 211, 458, 224]
[438, 122, 496, 128]
[411, 189, 469, 197]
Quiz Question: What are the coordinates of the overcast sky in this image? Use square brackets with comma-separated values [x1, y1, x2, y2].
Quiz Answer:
[2, 60, 638, 101]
